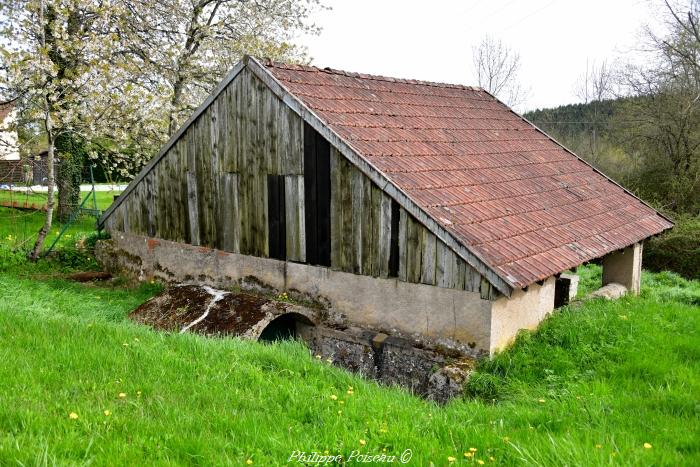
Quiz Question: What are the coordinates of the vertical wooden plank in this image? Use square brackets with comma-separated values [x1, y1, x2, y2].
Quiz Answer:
[361, 176, 373, 275]
[330, 147, 342, 270]
[290, 105, 303, 175]
[449, 250, 462, 289]
[465, 264, 481, 292]
[145, 174, 155, 237]
[421, 230, 437, 285]
[220, 172, 240, 253]
[255, 77, 268, 257]
[436, 241, 452, 288]
[123, 205, 130, 233]
[285, 175, 306, 262]
[405, 216, 423, 283]
[370, 185, 381, 277]
[398, 207, 408, 281]
[351, 167, 363, 274]
[210, 102, 223, 248]
[179, 140, 190, 243]
[276, 97, 290, 175]
[378, 191, 392, 277]
[456, 258, 467, 290]
[186, 171, 200, 246]
[480, 277, 492, 300]
[340, 159, 354, 272]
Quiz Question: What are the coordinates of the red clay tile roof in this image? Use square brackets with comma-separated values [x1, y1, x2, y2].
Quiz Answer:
[265, 62, 673, 289]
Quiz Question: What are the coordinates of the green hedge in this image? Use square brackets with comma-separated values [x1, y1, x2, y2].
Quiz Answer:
[645, 215, 700, 280]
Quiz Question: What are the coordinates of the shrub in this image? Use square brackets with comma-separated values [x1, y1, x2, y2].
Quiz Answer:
[644, 215, 700, 280]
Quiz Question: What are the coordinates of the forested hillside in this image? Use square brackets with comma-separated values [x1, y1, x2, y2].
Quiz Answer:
[525, 97, 700, 279]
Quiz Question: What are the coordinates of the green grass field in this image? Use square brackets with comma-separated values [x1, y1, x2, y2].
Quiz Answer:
[0, 189, 120, 211]
[0, 204, 698, 465]
[0, 190, 117, 256]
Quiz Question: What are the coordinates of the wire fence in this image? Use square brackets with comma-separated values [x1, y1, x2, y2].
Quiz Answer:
[0, 157, 102, 253]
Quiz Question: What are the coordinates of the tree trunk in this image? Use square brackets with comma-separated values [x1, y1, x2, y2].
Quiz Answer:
[28, 112, 55, 261]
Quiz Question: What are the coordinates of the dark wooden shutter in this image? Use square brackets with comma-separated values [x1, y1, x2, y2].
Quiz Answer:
[267, 175, 286, 260]
[388, 199, 400, 277]
[304, 123, 331, 266]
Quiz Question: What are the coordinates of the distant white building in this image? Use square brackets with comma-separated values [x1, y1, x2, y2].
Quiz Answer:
[0, 103, 20, 161]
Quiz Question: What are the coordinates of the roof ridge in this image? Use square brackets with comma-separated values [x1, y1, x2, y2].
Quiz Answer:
[262, 58, 484, 92]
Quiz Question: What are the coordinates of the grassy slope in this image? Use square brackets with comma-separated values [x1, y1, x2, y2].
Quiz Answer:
[0, 249, 698, 466]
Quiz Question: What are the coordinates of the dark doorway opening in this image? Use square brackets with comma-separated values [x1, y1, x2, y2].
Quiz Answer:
[267, 174, 286, 260]
[388, 199, 400, 277]
[304, 123, 331, 266]
[258, 313, 315, 342]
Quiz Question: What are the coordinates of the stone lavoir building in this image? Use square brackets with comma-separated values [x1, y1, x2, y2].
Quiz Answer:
[98, 56, 672, 397]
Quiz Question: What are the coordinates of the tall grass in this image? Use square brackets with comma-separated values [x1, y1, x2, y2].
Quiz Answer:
[0, 222, 698, 465]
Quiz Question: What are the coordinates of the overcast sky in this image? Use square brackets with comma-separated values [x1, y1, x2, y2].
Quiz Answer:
[299, 0, 665, 112]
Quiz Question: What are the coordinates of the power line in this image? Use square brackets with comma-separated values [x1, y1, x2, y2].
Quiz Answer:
[501, 0, 559, 33]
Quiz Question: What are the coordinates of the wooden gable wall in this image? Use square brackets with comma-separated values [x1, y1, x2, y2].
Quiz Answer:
[105, 66, 498, 298]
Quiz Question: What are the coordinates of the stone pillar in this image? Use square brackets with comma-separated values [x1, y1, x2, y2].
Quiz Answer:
[602, 242, 643, 295]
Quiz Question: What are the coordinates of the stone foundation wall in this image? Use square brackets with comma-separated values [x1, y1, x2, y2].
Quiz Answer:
[97, 232, 494, 354]
[97, 232, 558, 358]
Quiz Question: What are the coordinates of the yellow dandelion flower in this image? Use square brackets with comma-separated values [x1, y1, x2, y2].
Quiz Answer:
[464, 452, 473, 458]
[245, 460, 253, 465]
[347, 390, 354, 395]
[104, 410, 111, 416]
[118, 392, 127, 399]
[315, 355, 322, 359]
[359, 439, 366, 446]
[326, 358, 333, 364]
[489, 456, 495, 462]
[137, 391, 142, 396]
[69, 412, 79, 420]
[477, 460, 485, 465]
[469, 448, 477, 452]
[538, 398, 546, 403]
[644, 443, 652, 449]
[337, 410, 343, 415]
[448, 456, 456, 463]
[330, 394, 338, 400]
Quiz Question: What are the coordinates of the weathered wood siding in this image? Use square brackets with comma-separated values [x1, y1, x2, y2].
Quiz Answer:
[106, 67, 496, 297]
[327, 147, 487, 293]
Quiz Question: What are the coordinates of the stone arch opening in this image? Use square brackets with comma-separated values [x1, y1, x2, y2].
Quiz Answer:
[258, 312, 315, 343]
